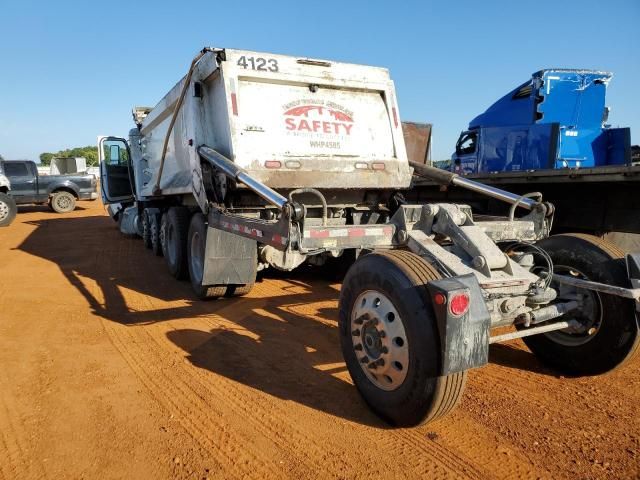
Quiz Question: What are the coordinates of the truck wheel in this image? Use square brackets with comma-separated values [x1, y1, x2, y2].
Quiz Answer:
[187, 213, 227, 300]
[141, 210, 152, 249]
[49, 191, 76, 213]
[525, 234, 640, 375]
[339, 250, 467, 427]
[0, 192, 17, 227]
[164, 207, 190, 279]
[150, 213, 163, 256]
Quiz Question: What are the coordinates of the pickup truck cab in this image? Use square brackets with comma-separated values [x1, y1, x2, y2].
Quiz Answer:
[1, 160, 98, 213]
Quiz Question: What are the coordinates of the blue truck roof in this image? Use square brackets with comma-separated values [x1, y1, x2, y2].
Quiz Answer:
[469, 69, 612, 130]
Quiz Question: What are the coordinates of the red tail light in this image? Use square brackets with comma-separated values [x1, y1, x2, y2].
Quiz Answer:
[449, 293, 470, 316]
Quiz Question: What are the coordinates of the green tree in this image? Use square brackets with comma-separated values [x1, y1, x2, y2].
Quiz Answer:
[39, 146, 99, 166]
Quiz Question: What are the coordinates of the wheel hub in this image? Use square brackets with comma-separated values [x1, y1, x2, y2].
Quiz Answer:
[547, 266, 603, 346]
[351, 290, 409, 391]
[0, 201, 8, 221]
[362, 321, 383, 359]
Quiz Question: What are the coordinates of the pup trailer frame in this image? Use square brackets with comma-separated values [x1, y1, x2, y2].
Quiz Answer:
[99, 48, 640, 427]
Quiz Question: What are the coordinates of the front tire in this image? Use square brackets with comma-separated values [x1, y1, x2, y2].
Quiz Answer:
[339, 250, 467, 427]
[0, 192, 17, 227]
[525, 234, 640, 375]
[49, 191, 76, 213]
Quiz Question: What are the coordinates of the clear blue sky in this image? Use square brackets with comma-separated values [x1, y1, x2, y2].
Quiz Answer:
[1, 0, 638, 161]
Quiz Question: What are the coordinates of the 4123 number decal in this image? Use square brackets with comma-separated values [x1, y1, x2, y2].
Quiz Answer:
[236, 56, 279, 72]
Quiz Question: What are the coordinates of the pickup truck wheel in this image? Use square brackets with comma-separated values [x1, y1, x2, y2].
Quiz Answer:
[141, 210, 152, 249]
[526, 234, 640, 375]
[187, 213, 226, 300]
[150, 213, 163, 256]
[49, 191, 76, 213]
[339, 250, 467, 427]
[164, 207, 190, 279]
[0, 192, 17, 227]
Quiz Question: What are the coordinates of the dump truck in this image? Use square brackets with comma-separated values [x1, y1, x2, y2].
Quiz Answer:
[99, 48, 640, 427]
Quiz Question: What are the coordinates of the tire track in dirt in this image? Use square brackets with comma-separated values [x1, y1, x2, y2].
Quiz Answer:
[205, 293, 490, 478]
[0, 373, 49, 480]
[142, 296, 488, 479]
[100, 320, 251, 479]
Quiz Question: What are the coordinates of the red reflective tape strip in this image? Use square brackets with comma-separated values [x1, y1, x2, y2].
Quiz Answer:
[219, 221, 263, 238]
[348, 227, 366, 237]
[231, 93, 238, 116]
[272, 234, 288, 245]
[310, 230, 330, 238]
[392, 107, 398, 128]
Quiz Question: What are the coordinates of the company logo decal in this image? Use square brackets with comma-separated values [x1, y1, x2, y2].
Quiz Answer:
[283, 100, 354, 136]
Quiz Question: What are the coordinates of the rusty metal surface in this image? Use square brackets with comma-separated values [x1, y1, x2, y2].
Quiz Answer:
[402, 121, 432, 165]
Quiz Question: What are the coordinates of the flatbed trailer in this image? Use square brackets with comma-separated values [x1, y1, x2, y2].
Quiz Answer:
[410, 165, 640, 234]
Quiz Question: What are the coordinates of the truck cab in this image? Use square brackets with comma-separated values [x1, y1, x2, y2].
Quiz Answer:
[452, 69, 632, 173]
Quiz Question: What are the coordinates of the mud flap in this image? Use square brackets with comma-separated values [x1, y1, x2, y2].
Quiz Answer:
[202, 226, 257, 285]
[427, 274, 491, 375]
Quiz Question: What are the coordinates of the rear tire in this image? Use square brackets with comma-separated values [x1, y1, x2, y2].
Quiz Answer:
[150, 212, 163, 256]
[142, 210, 152, 249]
[339, 250, 467, 427]
[187, 213, 226, 300]
[164, 207, 190, 279]
[0, 192, 17, 227]
[525, 233, 639, 375]
[49, 191, 76, 213]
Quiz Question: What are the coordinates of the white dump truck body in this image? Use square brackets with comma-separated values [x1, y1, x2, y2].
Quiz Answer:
[132, 48, 411, 210]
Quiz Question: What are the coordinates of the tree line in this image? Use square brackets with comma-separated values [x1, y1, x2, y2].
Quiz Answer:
[39, 146, 98, 166]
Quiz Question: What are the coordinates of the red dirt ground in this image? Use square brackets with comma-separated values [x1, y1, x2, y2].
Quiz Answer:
[0, 200, 638, 479]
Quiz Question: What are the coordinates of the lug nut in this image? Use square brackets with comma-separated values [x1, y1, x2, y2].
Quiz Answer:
[354, 344, 363, 351]
[367, 361, 378, 370]
[377, 358, 385, 367]
[354, 313, 369, 325]
[381, 346, 388, 354]
[379, 331, 386, 338]
[360, 356, 369, 364]
[352, 329, 361, 337]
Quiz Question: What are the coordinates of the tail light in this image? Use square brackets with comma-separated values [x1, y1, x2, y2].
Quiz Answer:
[449, 292, 470, 317]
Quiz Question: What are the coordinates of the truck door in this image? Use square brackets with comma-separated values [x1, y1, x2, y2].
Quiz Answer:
[453, 131, 479, 174]
[98, 136, 135, 204]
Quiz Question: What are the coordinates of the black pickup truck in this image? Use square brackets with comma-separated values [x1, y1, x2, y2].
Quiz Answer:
[0, 160, 98, 213]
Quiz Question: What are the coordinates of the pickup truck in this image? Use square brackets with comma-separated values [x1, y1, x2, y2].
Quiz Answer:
[0, 160, 98, 213]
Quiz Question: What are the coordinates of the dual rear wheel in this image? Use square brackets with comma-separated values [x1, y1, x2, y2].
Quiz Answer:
[141, 207, 254, 300]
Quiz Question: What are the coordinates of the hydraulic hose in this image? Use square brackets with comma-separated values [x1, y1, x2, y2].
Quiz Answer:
[152, 48, 213, 195]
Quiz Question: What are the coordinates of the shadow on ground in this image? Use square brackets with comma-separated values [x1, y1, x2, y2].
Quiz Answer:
[17, 213, 384, 426]
[18, 204, 89, 214]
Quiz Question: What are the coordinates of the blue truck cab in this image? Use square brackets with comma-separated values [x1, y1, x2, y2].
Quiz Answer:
[452, 69, 631, 173]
